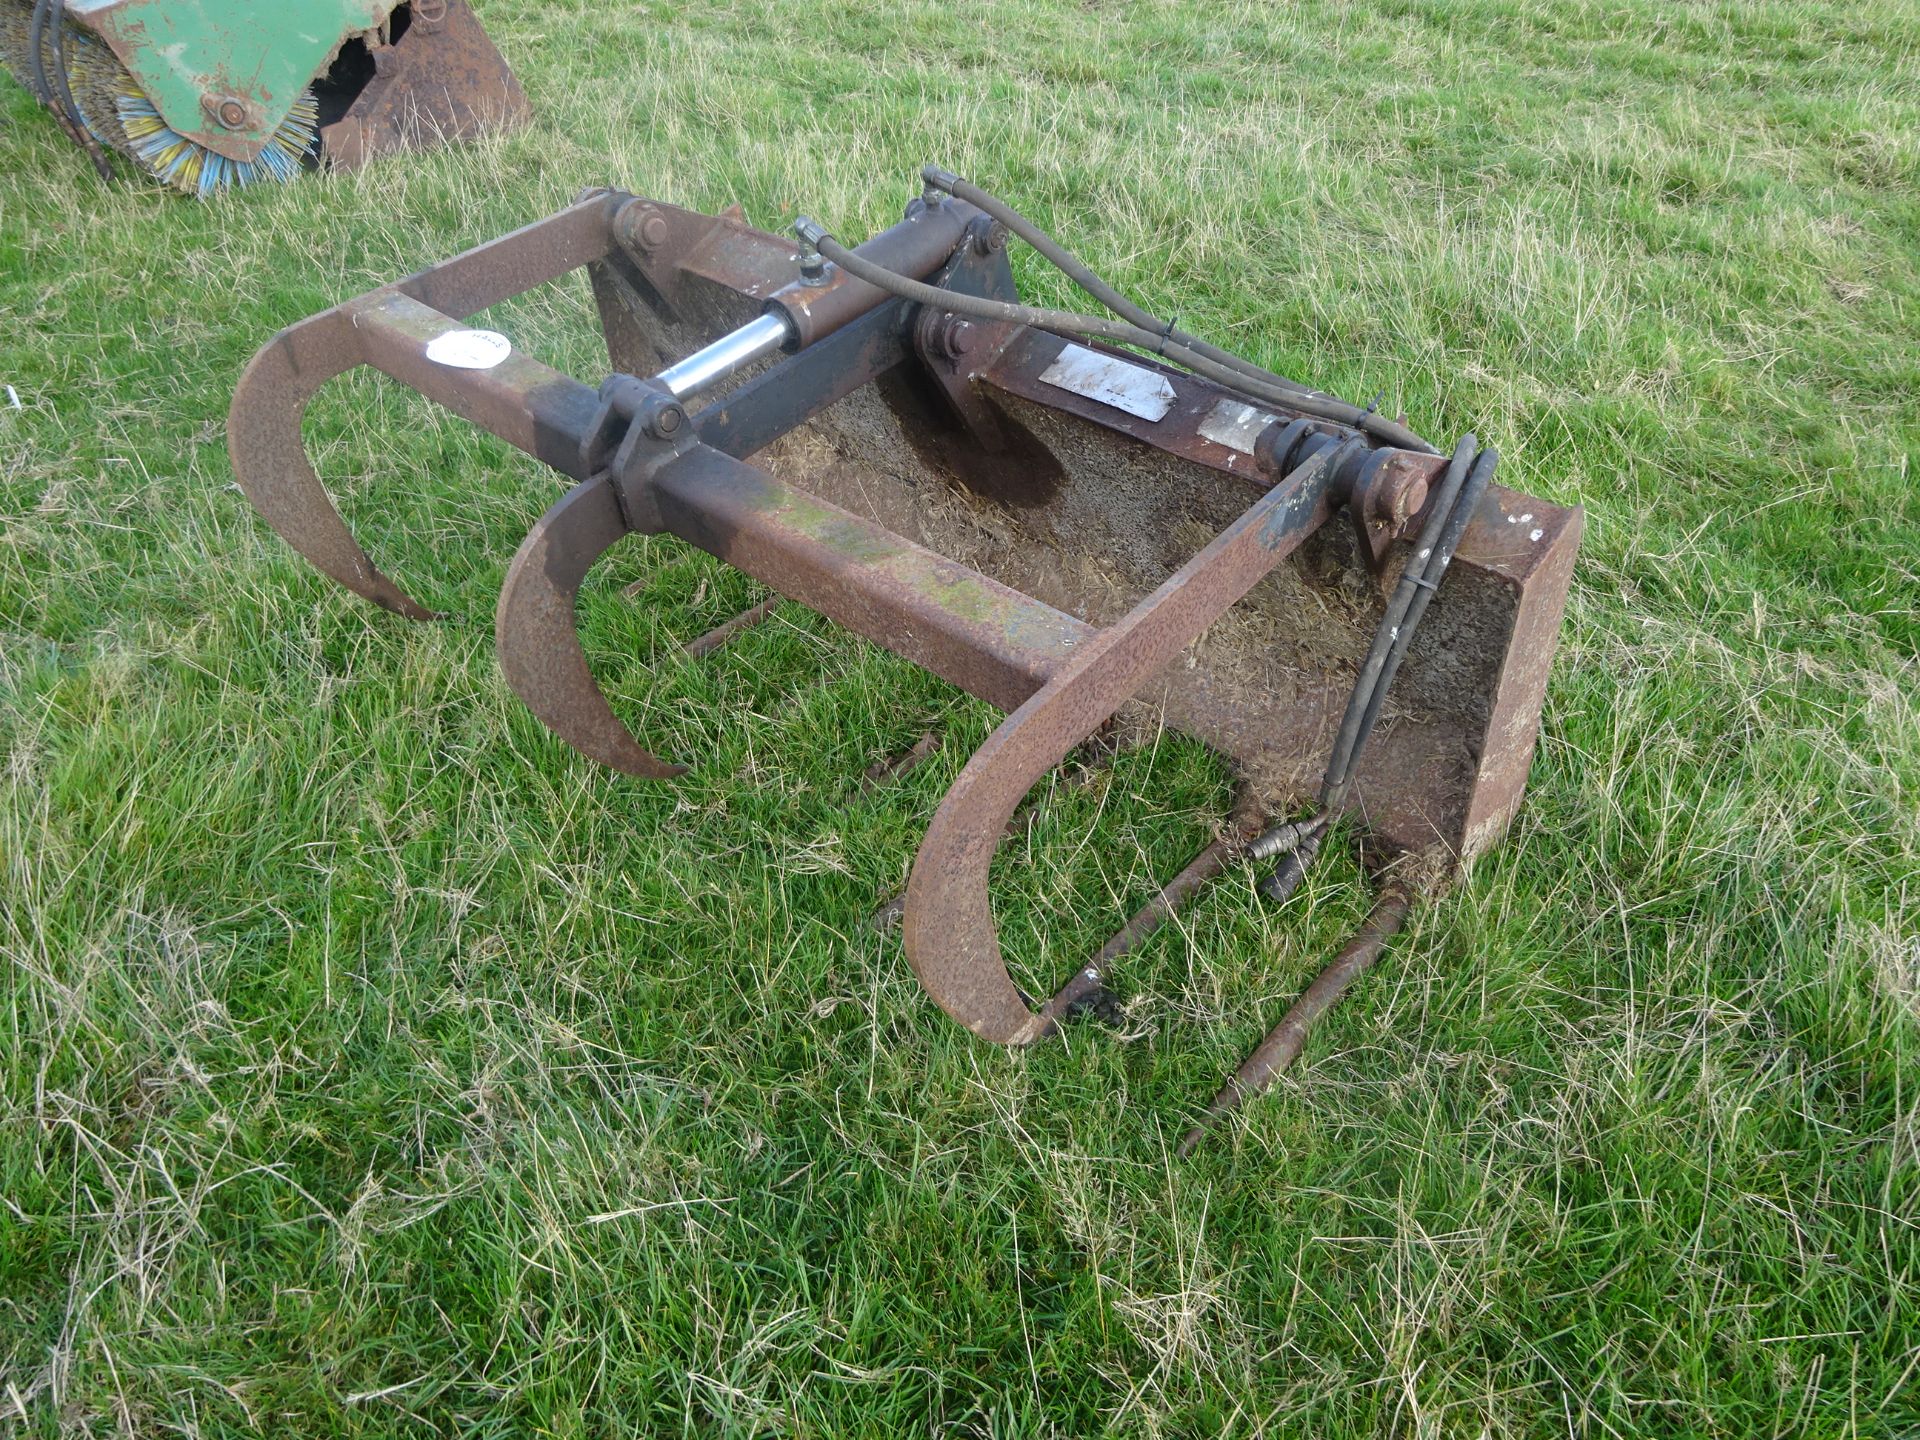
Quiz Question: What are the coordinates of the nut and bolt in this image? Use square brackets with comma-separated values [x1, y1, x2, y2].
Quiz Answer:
[645, 399, 687, 439]
[206, 94, 255, 130]
[928, 314, 978, 360]
[615, 202, 671, 254]
[969, 218, 1010, 255]
[1369, 465, 1430, 527]
[792, 217, 833, 286]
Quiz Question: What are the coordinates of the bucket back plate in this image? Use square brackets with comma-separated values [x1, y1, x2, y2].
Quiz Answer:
[316, 0, 528, 171]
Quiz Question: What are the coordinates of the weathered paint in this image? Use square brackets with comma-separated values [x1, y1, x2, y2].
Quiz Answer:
[71, 0, 391, 159]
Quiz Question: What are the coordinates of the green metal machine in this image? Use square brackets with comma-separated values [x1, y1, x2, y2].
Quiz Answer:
[1, 0, 527, 195]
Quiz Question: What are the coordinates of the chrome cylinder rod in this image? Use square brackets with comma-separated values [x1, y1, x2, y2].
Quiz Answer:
[653, 312, 793, 401]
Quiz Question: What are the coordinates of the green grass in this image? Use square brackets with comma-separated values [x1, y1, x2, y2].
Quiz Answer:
[3, 0, 1918, 1433]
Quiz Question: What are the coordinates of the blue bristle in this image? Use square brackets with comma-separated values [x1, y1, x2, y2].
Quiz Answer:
[115, 83, 318, 197]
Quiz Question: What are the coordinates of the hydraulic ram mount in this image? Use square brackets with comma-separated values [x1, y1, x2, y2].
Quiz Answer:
[229, 175, 1581, 1142]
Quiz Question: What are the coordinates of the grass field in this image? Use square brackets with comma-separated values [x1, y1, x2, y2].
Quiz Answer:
[4, 0, 1918, 1433]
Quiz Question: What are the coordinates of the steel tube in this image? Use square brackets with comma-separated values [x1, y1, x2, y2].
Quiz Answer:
[1178, 882, 1414, 1154]
[1041, 835, 1245, 1023]
[651, 446, 1095, 711]
[352, 292, 605, 479]
[654, 312, 793, 401]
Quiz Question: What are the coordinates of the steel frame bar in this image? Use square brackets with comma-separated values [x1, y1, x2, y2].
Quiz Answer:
[227, 192, 623, 619]
[1041, 833, 1249, 1025]
[1178, 881, 1415, 1154]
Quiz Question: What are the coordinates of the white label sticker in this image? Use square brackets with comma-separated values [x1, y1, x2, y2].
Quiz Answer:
[1197, 399, 1276, 454]
[425, 329, 512, 370]
[1037, 343, 1177, 422]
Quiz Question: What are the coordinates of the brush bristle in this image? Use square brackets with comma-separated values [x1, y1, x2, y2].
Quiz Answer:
[0, 5, 120, 151]
[115, 83, 318, 198]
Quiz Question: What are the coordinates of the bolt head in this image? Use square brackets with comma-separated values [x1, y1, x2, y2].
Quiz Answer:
[616, 203, 671, 254]
[1373, 470, 1429, 525]
[212, 96, 250, 129]
[646, 401, 686, 438]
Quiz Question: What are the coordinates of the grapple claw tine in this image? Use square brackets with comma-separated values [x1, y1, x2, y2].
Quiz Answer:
[228, 316, 439, 621]
[496, 475, 686, 780]
[905, 442, 1356, 1047]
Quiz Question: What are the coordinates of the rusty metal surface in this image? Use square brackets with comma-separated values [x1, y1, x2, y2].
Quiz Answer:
[862, 731, 940, 790]
[654, 447, 1096, 711]
[873, 326, 1583, 862]
[229, 181, 1585, 1109]
[1178, 881, 1414, 1154]
[1041, 828, 1251, 1025]
[496, 475, 686, 778]
[227, 193, 619, 618]
[494, 444, 1099, 781]
[220, 177, 1574, 873]
[319, 0, 529, 172]
[900, 441, 1359, 1046]
[353, 291, 604, 473]
[683, 596, 779, 658]
[1453, 496, 1585, 856]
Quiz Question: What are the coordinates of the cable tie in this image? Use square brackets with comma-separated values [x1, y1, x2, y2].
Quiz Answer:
[1157, 315, 1178, 356]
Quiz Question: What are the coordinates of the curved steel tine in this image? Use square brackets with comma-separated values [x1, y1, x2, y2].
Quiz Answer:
[228, 310, 440, 620]
[496, 473, 686, 779]
[902, 440, 1357, 1047]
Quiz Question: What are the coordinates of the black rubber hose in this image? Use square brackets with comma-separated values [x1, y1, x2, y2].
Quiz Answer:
[28, 0, 113, 180]
[1256, 436, 1493, 898]
[27, 0, 54, 106]
[921, 165, 1328, 405]
[1316, 435, 1478, 809]
[1326, 445, 1500, 802]
[805, 226, 1438, 454]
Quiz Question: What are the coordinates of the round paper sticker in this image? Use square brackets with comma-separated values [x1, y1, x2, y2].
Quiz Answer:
[425, 329, 512, 369]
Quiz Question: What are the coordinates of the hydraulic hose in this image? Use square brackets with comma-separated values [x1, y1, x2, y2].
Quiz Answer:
[799, 222, 1437, 454]
[27, 0, 113, 180]
[1255, 436, 1498, 899]
[1318, 436, 1482, 808]
[1323, 445, 1499, 805]
[919, 165, 1328, 404]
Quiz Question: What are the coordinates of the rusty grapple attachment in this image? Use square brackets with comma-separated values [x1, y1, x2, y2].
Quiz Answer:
[0, 0, 527, 195]
[228, 171, 1581, 1143]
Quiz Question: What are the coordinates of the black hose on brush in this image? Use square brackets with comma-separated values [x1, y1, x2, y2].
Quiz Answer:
[799, 220, 1437, 455]
[27, 0, 112, 180]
